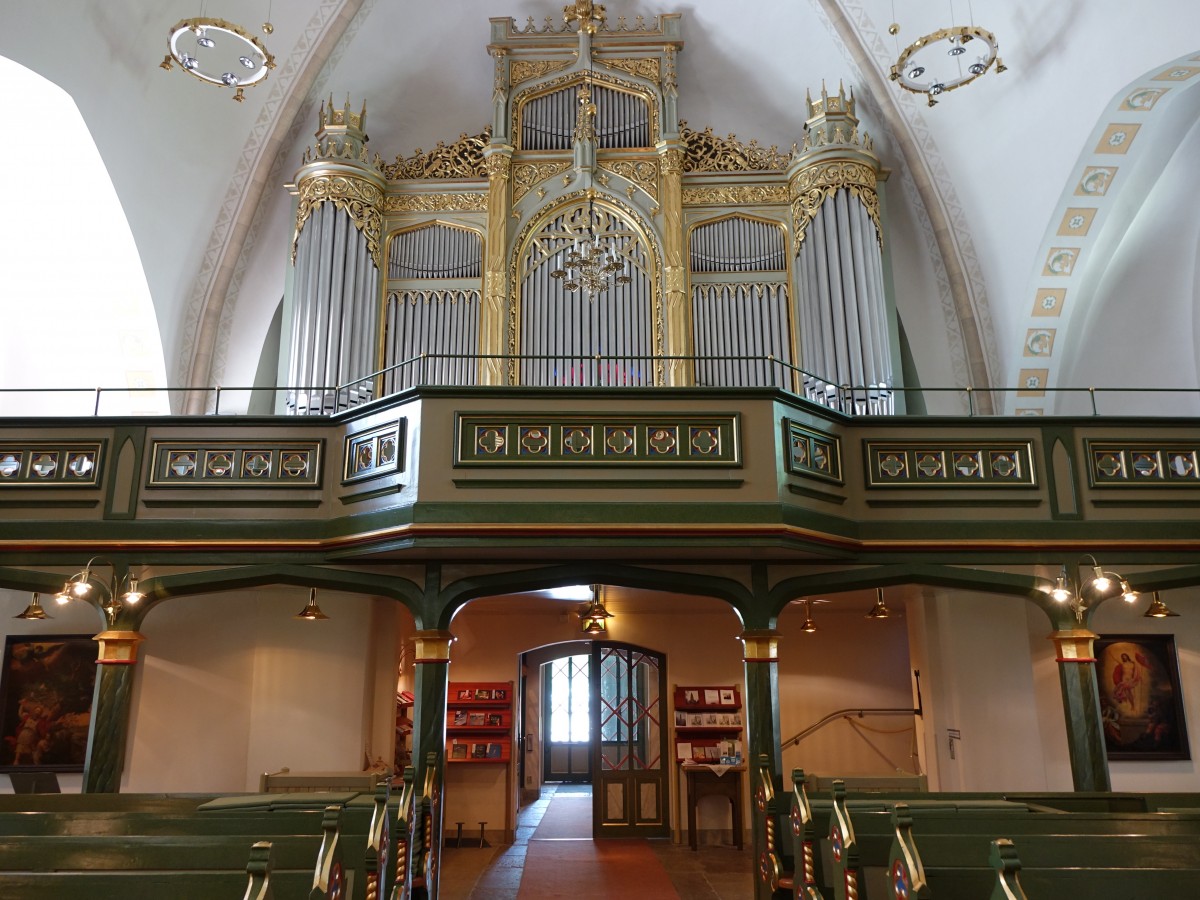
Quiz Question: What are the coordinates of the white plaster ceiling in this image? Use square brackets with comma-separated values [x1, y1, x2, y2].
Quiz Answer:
[3, 1, 1199, 411]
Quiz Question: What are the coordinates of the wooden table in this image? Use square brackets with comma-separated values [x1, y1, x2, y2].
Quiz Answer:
[683, 763, 745, 850]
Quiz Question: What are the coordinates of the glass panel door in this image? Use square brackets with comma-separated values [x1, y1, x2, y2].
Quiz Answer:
[542, 655, 592, 783]
[591, 641, 668, 837]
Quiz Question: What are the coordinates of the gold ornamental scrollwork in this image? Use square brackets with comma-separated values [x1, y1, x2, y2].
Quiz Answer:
[512, 161, 573, 202]
[597, 159, 660, 201]
[600, 57, 661, 82]
[789, 160, 880, 252]
[383, 127, 491, 180]
[680, 122, 794, 172]
[384, 193, 488, 213]
[682, 184, 789, 206]
[510, 58, 572, 87]
[293, 173, 384, 267]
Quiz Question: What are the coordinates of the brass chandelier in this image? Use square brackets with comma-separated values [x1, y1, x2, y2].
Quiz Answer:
[159, 8, 276, 103]
[551, 194, 631, 299]
[887, 1, 1005, 107]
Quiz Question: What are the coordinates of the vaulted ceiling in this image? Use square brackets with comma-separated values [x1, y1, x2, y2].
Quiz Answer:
[4, 1, 1199, 414]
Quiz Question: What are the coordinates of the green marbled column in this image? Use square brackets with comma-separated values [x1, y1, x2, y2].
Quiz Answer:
[82, 631, 145, 793]
[408, 631, 452, 899]
[1052, 629, 1111, 791]
[742, 630, 783, 900]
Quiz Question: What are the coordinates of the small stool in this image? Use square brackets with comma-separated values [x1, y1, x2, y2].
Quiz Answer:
[454, 822, 464, 847]
[478, 821, 487, 847]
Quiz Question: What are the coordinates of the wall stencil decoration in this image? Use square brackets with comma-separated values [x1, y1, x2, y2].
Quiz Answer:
[0, 635, 98, 773]
[1096, 634, 1190, 761]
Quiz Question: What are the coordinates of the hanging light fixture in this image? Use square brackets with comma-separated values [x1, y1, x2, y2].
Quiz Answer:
[579, 584, 614, 635]
[159, 6, 276, 103]
[800, 599, 819, 634]
[1046, 556, 1140, 623]
[1144, 592, 1180, 619]
[14, 593, 50, 621]
[295, 587, 330, 621]
[865, 588, 891, 620]
[886, 0, 1005, 107]
[52, 558, 146, 625]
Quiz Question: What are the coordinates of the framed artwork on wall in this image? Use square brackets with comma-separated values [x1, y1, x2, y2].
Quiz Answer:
[1096, 634, 1190, 761]
[0, 635, 98, 772]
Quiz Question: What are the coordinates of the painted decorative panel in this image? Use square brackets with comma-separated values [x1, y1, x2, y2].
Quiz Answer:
[865, 441, 1036, 487]
[1087, 442, 1200, 486]
[455, 414, 739, 466]
[148, 441, 322, 487]
[0, 442, 104, 487]
[344, 421, 405, 483]
[784, 420, 842, 484]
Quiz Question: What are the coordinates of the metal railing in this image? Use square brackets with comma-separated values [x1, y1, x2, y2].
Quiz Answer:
[2, 353, 1199, 417]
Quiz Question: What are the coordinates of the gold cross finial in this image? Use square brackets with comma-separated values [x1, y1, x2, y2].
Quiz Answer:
[564, 0, 606, 34]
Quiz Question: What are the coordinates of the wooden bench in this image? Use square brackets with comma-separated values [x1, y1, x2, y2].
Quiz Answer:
[895, 816, 1200, 898]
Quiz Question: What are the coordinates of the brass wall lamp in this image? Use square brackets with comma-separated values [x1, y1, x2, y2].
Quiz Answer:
[51, 557, 145, 625]
[1048, 555, 1139, 623]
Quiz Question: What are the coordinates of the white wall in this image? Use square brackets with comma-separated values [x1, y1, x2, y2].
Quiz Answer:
[911, 588, 1050, 792]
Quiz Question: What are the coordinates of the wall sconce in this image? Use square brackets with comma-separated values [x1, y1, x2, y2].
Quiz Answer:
[53, 558, 145, 625]
[1048, 555, 1139, 623]
[1144, 592, 1179, 619]
[865, 587, 891, 619]
[295, 587, 329, 621]
[579, 584, 613, 635]
[14, 593, 50, 620]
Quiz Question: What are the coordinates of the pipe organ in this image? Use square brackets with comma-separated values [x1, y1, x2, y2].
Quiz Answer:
[285, 1, 895, 412]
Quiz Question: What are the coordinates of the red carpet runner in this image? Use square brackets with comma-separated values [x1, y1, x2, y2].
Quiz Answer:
[517, 790, 679, 898]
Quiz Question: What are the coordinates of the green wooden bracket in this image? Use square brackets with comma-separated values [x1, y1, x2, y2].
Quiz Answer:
[790, 769, 825, 898]
[366, 778, 392, 900]
[243, 840, 275, 900]
[830, 780, 860, 900]
[887, 803, 930, 899]
[310, 805, 345, 900]
[989, 838, 1028, 900]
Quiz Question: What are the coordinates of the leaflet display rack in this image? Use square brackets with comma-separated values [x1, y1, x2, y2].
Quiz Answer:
[446, 681, 513, 764]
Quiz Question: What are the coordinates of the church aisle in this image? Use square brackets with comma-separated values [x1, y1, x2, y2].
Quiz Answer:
[443, 784, 751, 899]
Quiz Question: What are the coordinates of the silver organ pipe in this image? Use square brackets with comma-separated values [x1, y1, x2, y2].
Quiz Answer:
[519, 207, 652, 386]
[688, 217, 792, 388]
[521, 85, 651, 150]
[382, 224, 482, 392]
[288, 202, 379, 413]
[796, 189, 892, 414]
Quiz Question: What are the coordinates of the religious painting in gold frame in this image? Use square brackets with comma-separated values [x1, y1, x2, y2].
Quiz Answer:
[1095, 634, 1190, 761]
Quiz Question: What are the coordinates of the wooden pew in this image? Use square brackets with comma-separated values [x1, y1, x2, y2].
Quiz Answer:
[390, 766, 416, 900]
[243, 840, 275, 900]
[887, 801, 1200, 898]
[752, 757, 795, 899]
[788, 769, 823, 900]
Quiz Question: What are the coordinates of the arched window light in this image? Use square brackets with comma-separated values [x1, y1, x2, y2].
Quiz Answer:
[0, 56, 168, 416]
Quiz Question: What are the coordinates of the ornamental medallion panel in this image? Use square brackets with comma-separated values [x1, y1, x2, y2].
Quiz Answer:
[455, 414, 739, 466]
[149, 441, 322, 487]
[865, 441, 1036, 488]
[784, 420, 842, 484]
[0, 442, 104, 487]
[1086, 442, 1200, 486]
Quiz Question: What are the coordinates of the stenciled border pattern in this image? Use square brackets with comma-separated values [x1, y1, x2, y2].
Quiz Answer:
[784, 420, 842, 484]
[1087, 441, 1200, 487]
[344, 421, 405, 483]
[455, 414, 739, 466]
[149, 441, 323, 487]
[865, 440, 1036, 488]
[0, 443, 105, 487]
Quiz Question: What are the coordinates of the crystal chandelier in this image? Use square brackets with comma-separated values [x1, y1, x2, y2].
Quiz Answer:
[887, 1, 1005, 107]
[550, 195, 630, 299]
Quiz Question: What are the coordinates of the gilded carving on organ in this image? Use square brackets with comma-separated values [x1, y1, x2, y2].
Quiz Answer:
[597, 159, 660, 201]
[789, 160, 880, 251]
[599, 57, 661, 82]
[509, 58, 573, 86]
[384, 193, 488, 213]
[384, 128, 492, 180]
[293, 174, 384, 266]
[681, 185, 789, 206]
[679, 123, 794, 172]
[513, 162, 573, 202]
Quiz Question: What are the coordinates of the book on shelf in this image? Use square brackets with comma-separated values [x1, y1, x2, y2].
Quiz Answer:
[703, 689, 720, 705]
[471, 743, 487, 759]
[487, 713, 502, 726]
[486, 742, 503, 759]
[676, 741, 692, 761]
[451, 743, 467, 760]
[468, 712, 486, 726]
[719, 688, 735, 705]
[453, 710, 467, 726]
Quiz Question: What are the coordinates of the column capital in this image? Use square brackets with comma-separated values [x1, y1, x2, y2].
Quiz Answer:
[412, 630, 455, 663]
[740, 629, 781, 662]
[1049, 628, 1098, 663]
[93, 630, 145, 665]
